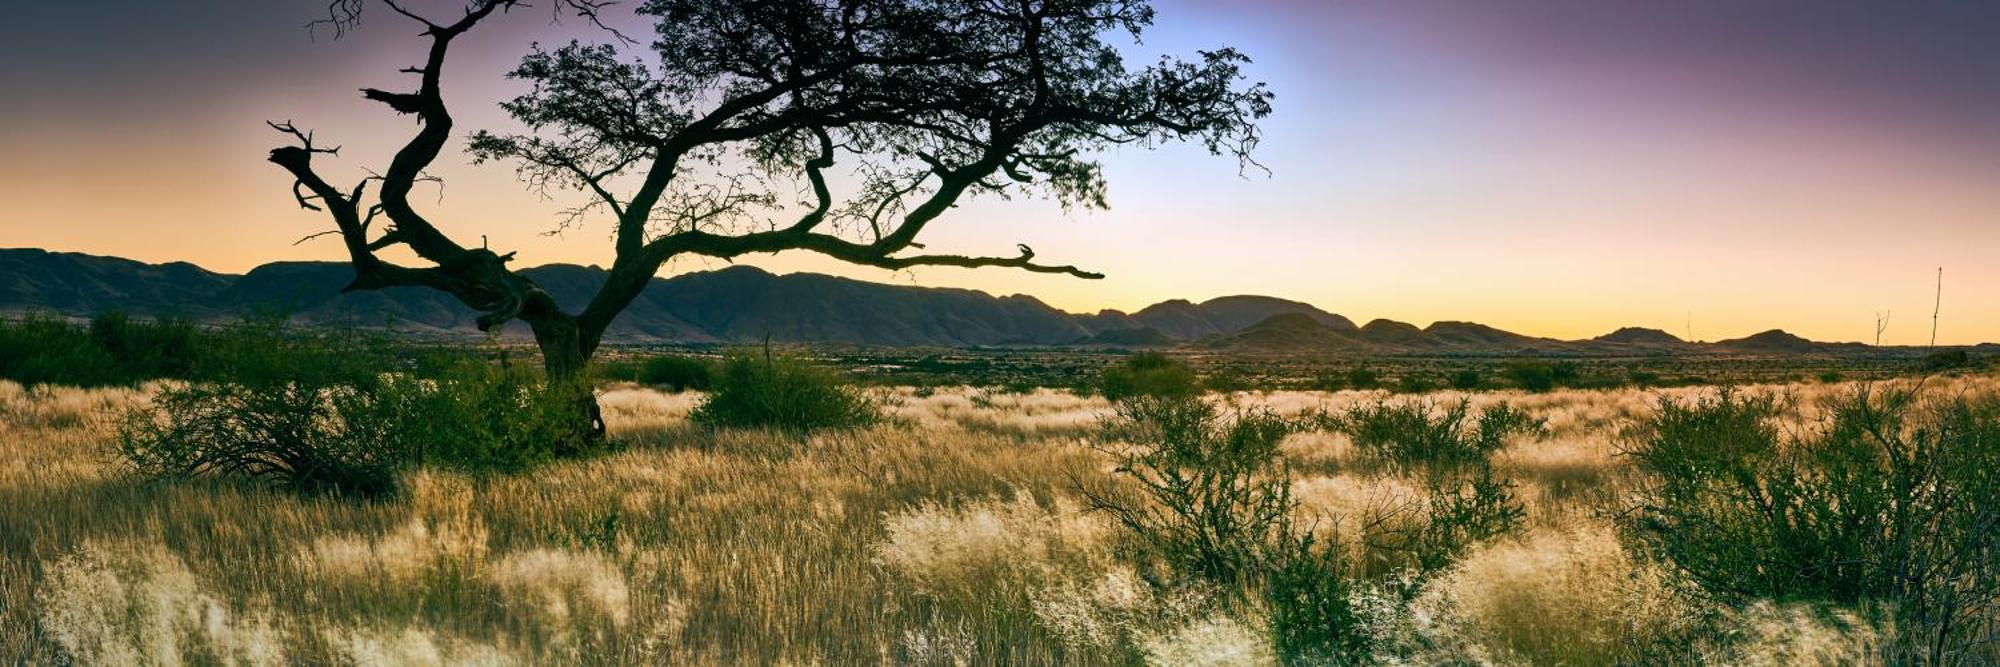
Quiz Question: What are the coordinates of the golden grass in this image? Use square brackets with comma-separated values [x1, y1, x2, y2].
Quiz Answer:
[2, 375, 1995, 664]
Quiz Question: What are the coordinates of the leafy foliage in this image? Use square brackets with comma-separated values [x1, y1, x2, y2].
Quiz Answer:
[1098, 351, 1199, 401]
[1089, 395, 1525, 664]
[1327, 399, 1546, 470]
[0, 314, 197, 387]
[118, 347, 607, 496]
[636, 354, 715, 392]
[1622, 386, 2000, 663]
[691, 351, 877, 432]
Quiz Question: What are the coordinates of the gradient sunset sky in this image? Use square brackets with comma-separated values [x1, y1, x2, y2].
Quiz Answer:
[3, 1, 1995, 343]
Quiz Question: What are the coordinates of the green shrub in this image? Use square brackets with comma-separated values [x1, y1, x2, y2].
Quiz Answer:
[1328, 399, 1546, 469]
[1089, 394, 1524, 664]
[1816, 370, 1845, 384]
[1098, 351, 1199, 401]
[637, 354, 715, 392]
[1346, 366, 1381, 390]
[1093, 396, 1300, 586]
[1622, 386, 2000, 663]
[1394, 374, 1434, 394]
[118, 371, 405, 497]
[1920, 349, 1972, 372]
[374, 363, 602, 472]
[0, 313, 206, 387]
[1449, 369, 1482, 391]
[1504, 360, 1556, 392]
[118, 353, 608, 496]
[691, 352, 876, 431]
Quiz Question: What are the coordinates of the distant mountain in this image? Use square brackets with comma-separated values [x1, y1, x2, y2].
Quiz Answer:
[1120, 296, 1354, 340]
[1711, 329, 1867, 355]
[1594, 327, 1686, 346]
[0, 248, 232, 316]
[1201, 312, 1356, 352]
[0, 248, 1975, 355]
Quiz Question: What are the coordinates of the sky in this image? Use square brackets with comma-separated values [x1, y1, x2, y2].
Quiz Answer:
[1, 1, 1996, 344]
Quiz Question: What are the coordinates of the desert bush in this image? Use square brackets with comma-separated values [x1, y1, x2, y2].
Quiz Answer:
[1394, 375, 1435, 394]
[1091, 395, 1526, 664]
[0, 313, 204, 387]
[1920, 349, 1972, 372]
[1098, 351, 1199, 401]
[636, 354, 715, 392]
[1328, 400, 1546, 470]
[1346, 366, 1381, 390]
[372, 364, 603, 472]
[1449, 369, 1482, 391]
[119, 355, 606, 496]
[1092, 396, 1299, 586]
[118, 374, 406, 496]
[1623, 385, 2000, 663]
[1504, 360, 1556, 393]
[691, 351, 877, 431]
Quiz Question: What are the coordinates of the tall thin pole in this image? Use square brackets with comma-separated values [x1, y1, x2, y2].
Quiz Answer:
[1930, 267, 1942, 349]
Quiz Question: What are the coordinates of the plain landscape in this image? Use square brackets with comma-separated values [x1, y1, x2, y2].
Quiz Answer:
[6, 0, 1999, 665]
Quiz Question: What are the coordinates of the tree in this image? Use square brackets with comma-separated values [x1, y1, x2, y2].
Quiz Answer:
[269, 0, 1270, 438]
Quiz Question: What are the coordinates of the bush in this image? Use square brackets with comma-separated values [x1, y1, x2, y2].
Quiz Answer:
[1089, 395, 1525, 664]
[0, 313, 202, 387]
[1098, 351, 1199, 401]
[690, 351, 876, 431]
[1622, 386, 2000, 662]
[1346, 366, 1380, 390]
[118, 367, 405, 497]
[1328, 399, 1545, 469]
[1394, 375, 1435, 394]
[1503, 360, 1556, 393]
[119, 354, 607, 496]
[1920, 349, 1972, 372]
[373, 363, 602, 472]
[1449, 369, 1482, 391]
[637, 354, 715, 392]
[1093, 396, 1300, 586]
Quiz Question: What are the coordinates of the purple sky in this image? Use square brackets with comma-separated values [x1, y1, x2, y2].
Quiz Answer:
[2, 1, 1995, 342]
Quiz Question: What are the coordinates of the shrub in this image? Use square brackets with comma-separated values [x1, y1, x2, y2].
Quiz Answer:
[1503, 360, 1556, 393]
[1346, 366, 1380, 390]
[1092, 396, 1299, 586]
[1089, 395, 1526, 664]
[690, 351, 876, 431]
[637, 354, 715, 392]
[1098, 352, 1199, 401]
[1449, 369, 1482, 391]
[119, 374, 405, 497]
[1328, 399, 1546, 470]
[119, 354, 608, 496]
[372, 363, 602, 472]
[0, 313, 204, 387]
[1920, 349, 1972, 372]
[1395, 375, 1435, 394]
[1622, 386, 2000, 663]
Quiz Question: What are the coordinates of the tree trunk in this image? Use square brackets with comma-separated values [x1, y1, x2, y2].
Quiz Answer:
[527, 314, 606, 443]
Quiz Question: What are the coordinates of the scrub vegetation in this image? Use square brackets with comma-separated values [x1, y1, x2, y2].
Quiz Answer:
[4, 337, 1997, 664]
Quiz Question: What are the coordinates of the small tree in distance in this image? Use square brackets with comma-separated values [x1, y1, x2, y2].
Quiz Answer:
[270, 0, 1272, 439]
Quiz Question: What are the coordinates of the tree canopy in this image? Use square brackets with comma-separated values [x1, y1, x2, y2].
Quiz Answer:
[271, 0, 1270, 373]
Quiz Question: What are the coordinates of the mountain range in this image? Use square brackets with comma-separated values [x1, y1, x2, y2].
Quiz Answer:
[0, 248, 1978, 356]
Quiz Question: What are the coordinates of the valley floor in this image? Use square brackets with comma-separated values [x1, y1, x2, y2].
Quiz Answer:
[3, 376, 1996, 664]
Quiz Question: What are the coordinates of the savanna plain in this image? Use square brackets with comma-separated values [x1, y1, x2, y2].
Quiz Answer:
[2, 347, 1997, 665]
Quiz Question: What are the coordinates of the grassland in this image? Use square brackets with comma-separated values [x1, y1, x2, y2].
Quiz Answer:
[2, 372, 1996, 664]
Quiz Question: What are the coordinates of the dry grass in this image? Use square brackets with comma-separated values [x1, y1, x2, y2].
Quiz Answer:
[3, 375, 1996, 664]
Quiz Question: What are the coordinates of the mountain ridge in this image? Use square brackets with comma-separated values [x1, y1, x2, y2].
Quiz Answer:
[0, 248, 1974, 354]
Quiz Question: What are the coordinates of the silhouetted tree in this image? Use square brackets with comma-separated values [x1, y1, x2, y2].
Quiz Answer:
[269, 0, 1270, 438]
